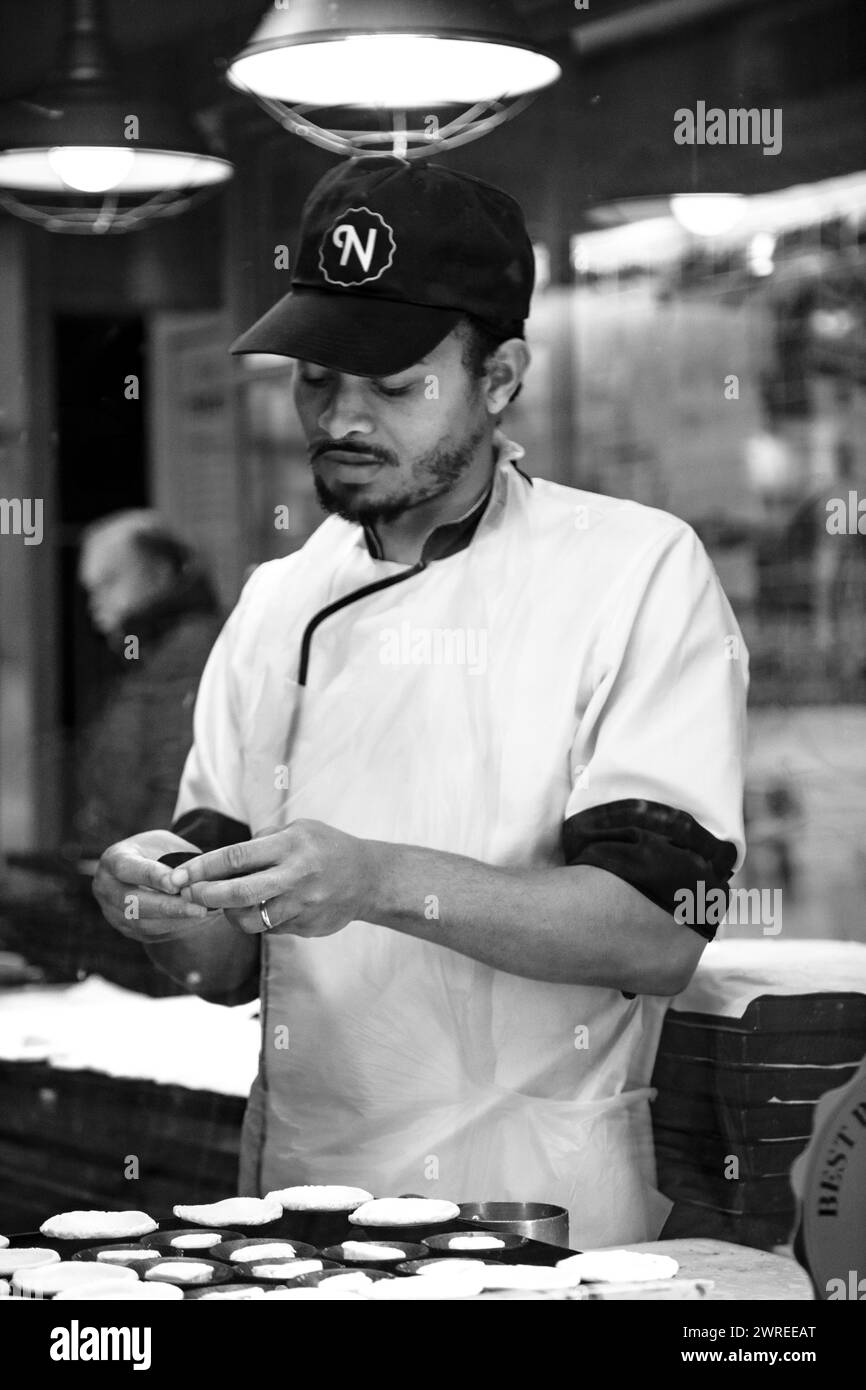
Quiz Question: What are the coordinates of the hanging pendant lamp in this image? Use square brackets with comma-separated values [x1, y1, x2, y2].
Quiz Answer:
[0, 0, 232, 234]
[226, 0, 561, 159]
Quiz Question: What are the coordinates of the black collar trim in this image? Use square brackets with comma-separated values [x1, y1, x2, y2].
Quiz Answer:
[362, 478, 495, 563]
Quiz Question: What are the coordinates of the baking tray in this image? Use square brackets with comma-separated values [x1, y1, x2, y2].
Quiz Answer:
[5, 1217, 579, 1268]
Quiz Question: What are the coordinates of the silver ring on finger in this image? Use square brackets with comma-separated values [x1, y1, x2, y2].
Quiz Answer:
[259, 899, 274, 931]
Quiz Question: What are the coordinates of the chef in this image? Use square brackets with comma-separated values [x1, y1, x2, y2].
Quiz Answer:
[94, 157, 748, 1246]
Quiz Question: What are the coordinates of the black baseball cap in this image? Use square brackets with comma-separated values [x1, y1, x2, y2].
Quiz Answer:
[230, 156, 535, 376]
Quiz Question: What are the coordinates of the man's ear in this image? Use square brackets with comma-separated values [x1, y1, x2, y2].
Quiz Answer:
[484, 338, 530, 414]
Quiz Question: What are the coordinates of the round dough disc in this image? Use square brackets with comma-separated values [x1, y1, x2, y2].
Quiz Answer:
[556, 1249, 679, 1283]
[340, 1241, 406, 1261]
[40, 1210, 157, 1240]
[446, 1235, 505, 1250]
[349, 1198, 460, 1226]
[0, 1248, 61, 1277]
[170, 1232, 223, 1249]
[54, 1281, 183, 1300]
[229, 1242, 298, 1262]
[480, 1264, 581, 1291]
[259, 1287, 363, 1300]
[14, 1262, 138, 1296]
[250, 1260, 323, 1279]
[144, 1260, 214, 1284]
[369, 1270, 484, 1299]
[197, 1286, 268, 1300]
[96, 1248, 161, 1264]
[265, 1186, 373, 1212]
[173, 1197, 282, 1227]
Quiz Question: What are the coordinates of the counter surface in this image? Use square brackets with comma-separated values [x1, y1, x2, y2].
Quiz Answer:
[614, 1238, 813, 1300]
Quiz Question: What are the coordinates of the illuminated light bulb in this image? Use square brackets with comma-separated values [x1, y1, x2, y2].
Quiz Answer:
[47, 146, 135, 193]
[228, 35, 559, 108]
[669, 194, 745, 237]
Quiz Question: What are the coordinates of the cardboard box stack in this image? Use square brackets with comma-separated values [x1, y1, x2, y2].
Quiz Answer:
[651, 942, 866, 1249]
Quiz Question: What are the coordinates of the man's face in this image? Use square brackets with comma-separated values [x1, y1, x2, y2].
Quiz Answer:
[292, 326, 488, 526]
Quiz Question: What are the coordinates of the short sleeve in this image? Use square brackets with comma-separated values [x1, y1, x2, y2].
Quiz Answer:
[562, 521, 748, 939]
[170, 572, 263, 851]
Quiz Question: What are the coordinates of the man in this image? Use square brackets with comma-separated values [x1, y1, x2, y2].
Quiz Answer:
[77, 511, 221, 852]
[94, 159, 748, 1245]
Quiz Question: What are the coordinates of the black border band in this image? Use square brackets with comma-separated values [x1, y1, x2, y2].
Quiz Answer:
[562, 798, 738, 942]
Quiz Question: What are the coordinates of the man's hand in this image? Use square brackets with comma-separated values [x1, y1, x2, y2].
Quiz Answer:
[93, 829, 211, 942]
[168, 819, 376, 938]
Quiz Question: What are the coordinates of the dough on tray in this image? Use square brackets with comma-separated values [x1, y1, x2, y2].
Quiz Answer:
[250, 1260, 323, 1279]
[13, 1262, 138, 1297]
[172, 1197, 282, 1227]
[96, 1248, 161, 1264]
[340, 1241, 406, 1261]
[55, 1281, 183, 1301]
[0, 1248, 61, 1277]
[369, 1270, 484, 1299]
[40, 1210, 157, 1240]
[265, 1185, 373, 1212]
[144, 1260, 214, 1285]
[349, 1198, 460, 1226]
[446, 1235, 504, 1250]
[316, 1271, 377, 1291]
[197, 1286, 268, 1300]
[229, 1242, 298, 1262]
[478, 1264, 581, 1291]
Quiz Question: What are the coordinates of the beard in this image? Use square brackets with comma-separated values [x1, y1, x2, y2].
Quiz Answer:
[312, 423, 487, 527]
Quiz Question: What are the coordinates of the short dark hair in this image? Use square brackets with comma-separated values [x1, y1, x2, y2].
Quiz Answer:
[458, 315, 524, 403]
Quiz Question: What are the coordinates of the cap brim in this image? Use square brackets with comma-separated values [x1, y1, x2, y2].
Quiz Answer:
[230, 288, 462, 376]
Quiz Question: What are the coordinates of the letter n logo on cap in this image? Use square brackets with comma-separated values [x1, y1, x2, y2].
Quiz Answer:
[319, 206, 396, 287]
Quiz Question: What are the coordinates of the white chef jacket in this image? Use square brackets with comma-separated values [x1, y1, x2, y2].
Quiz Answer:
[173, 433, 748, 1246]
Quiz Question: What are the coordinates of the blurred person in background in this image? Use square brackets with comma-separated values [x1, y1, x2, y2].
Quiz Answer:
[75, 510, 222, 856]
[0, 513, 221, 995]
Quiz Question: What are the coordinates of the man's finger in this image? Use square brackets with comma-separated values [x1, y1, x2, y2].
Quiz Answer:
[107, 850, 178, 895]
[96, 879, 210, 921]
[115, 912, 214, 943]
[169, 836, 281, 889]
[228, 893, 302, 935]
[180, 869, 292, 911]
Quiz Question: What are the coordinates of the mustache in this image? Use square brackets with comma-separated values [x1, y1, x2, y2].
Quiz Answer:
[310, 438, 394, 464]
